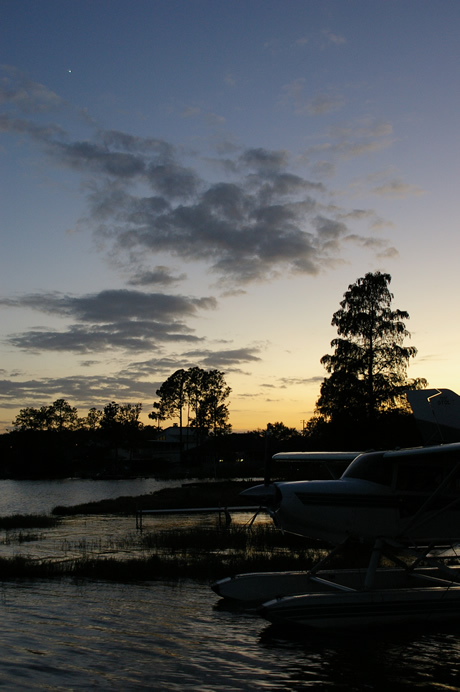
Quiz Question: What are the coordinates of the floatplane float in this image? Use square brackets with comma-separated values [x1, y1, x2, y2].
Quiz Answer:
[212, 389, 460, 629]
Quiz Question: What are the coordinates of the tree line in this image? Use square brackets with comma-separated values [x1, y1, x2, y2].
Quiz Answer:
[11, 367, 233, 440]
[8, 271, 427, 453]
[12, 399, 144, 434]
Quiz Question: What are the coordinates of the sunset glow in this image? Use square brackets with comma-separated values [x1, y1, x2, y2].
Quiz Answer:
[1, 1, 459, 432]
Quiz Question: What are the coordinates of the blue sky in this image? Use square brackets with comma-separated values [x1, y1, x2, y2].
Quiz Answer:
[1, 0, 459, 432]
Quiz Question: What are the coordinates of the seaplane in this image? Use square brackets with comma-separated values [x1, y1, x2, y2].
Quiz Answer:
[212, 389, 460, 629]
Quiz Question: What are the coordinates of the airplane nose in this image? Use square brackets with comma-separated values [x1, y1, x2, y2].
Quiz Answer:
[240, 483, 278, 505]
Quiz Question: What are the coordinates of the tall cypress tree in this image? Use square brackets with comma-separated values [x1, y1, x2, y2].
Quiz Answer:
[316, 271, 426, 424]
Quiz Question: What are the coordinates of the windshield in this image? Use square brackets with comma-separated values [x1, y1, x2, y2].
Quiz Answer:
[342, 452, 393, 487]
[343, 450, 460, 492]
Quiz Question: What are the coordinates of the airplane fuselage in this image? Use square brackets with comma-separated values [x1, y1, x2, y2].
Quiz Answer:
[273, 478, 401, 543]
[244, 444, 460, 546]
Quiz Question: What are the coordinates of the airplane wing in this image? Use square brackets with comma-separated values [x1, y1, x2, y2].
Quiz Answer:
[272, 452, 361, 462]
[382, 441, 460, 459]
[272, 451, 361, 479]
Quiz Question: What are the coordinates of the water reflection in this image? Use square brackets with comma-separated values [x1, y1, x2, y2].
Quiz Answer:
[0, 478, 459, 689]
[3, 577, 457, 690]
[260, 620, 460, 689]
[0, 573, 459, 690]
[0, 477, 180, 515]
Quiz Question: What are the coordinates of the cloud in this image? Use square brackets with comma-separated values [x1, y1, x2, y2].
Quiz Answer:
[281, 80, 345, 117]
[322, 30, 346, 46]
[371, 179, 425, 198]
[0, 113, 66, 140]
[87, 162, 346, 284]
[128, 266, 186, 287]
[7, 322, 202, 354]
[1, 68, 397, 288]
[0, 65, 63, 113]
[0, 373, 160, 411]
[279, 376, 324, 387]
[0, 289, 215, 322]
[295, 36, 309, 47]
[0, 289, 216, 353]
[344, 234, 399, 259]
[307, 119, 395, 163]
[0, 345, 265, 413]
[305, 92, 345, 116]
[239, 147, 289, 172]
[183, 347, 262, 369]
[281, 77, 345, 116]
[311, 160, 336, 179]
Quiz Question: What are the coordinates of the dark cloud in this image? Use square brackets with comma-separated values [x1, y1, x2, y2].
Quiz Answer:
[99, 129, 174, 157]
[0, 113, 66, 140]
[128, 266, 186, 287]
[0, 346, 265, 412]
[312, 216, 348, 248]
[53, 139, 147, 178]
[0, 374, 160, 411]
[183, 347, 262, 369]
[91, 170, 338, 284]
[7, 322, 201, 354]
[0, 289, 215, 353]
[0, 290, 215, 322]
[1, 68, 395, 287]
[239, 147, 289, 173]
[118, 356, 196, 380]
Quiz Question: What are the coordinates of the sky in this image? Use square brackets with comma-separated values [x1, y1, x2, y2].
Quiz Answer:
[1, 0, 459, 433]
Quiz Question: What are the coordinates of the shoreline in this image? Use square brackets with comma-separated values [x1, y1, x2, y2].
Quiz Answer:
[51, 479, 261, 515]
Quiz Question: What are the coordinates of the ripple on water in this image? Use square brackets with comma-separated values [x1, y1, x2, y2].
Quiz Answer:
[0, 580, 459, 690]
[0, 479, 459, 689]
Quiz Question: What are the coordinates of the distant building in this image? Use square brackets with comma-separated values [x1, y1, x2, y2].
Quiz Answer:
[155, 425, 199, 447]
[143, 425, 202, 464]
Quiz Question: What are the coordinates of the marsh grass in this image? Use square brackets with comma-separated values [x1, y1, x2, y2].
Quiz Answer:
[0, 521, 325, 582]
[139, 523, 313, 554]
[0, 550, 320, 582]
[2, 531, 44, 544]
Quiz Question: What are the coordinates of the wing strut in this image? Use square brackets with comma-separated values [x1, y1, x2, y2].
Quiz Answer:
[399, 462, 460, 538]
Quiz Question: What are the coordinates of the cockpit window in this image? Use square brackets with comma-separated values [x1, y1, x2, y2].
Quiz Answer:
[393, 455, 460, 493]
[343, 450, 460, 492]
[342, 452, 393, 486]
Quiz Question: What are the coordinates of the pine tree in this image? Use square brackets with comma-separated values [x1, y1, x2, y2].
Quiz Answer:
[316, 271, 426, 423]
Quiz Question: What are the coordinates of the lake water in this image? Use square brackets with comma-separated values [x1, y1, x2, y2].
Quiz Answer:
[0, 478, 460, 690]
[0, 477, 179, 515]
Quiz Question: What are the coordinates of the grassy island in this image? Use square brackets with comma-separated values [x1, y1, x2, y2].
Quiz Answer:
[0, 481, 340, 582]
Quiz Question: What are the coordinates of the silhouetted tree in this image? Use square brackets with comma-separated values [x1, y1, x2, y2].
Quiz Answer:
[83, 407, 103, 431]
[100, 402, 143, 459]
[13, 399, 79, 431]
[190, 369, 231, 441]
[50, 399, 80, 431]
[13, 406, 49, 431]
[151, 369, 189, 453]
[315, 271, 426, 427]
[251, 422, 301, 442]
[152, 367, 232, 453]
